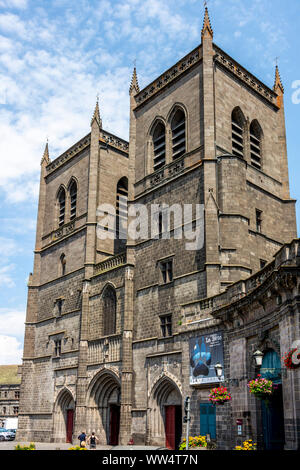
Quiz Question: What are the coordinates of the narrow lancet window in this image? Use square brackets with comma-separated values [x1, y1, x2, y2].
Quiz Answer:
[58, 188, 66, 226]
[231, 108, 245, 158]
[116, 178, 128, 241]
[171, 109, 186, 159]
[103, 287, 117, 336]
[250, 121, 262, 170]
[69, 180, 77, 220]
[153, 122, 166, 171]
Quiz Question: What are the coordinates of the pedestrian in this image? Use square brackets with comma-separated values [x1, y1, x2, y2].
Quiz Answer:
[87, 432, 99, 450]
[78, 430, 87, 448]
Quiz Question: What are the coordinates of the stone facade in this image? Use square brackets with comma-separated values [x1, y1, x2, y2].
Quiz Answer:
[17, 8, 299, 450]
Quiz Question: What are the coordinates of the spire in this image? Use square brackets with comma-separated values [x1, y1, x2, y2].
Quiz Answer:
[129, 67, 140, 95]
[41, 140, 50, 165]
[274, 64, 284, 94]
[201, 5, 213, 41]
[91, 96, 102, 128]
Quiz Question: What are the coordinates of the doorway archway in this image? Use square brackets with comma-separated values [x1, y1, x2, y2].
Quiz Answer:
[149, 375, 182, 449]
[86, 369, 121, 445]
[53, 388, 75, 443]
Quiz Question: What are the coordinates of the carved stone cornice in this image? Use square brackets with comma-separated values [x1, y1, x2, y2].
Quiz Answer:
[213, 44, 278, 109]
[46, 130, 129, 175]
[134, 46, 202, 109]
[46, 134, 91, 174]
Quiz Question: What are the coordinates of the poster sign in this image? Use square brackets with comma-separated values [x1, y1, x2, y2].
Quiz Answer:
[189, 332, 224, 385]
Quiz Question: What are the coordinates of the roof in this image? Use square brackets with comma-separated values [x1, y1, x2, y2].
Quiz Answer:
[0, 365, 21, 385]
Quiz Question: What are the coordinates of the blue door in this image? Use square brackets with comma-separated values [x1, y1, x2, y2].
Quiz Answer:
[200, 403, 216, 439]
[260, 350, 285, 450]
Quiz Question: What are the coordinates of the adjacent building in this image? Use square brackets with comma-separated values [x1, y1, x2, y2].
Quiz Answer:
[0, 365, 21, 428]
[16, 8, 299, 450]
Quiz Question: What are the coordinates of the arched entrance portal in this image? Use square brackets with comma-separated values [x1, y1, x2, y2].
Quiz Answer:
[149, 376, 182, 450]
[87, 370, 121, 445]
[260, 349, 285, 450]
[53, 388, 75, 443]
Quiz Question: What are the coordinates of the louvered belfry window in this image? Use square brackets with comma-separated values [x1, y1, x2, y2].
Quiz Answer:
[171, 109, 186, 159]
[231, 108, 245, 158]
[153, 122, 166, 171]
[250, 121, 262, 170]
[70, 181, 77, 220]
[58, 189, 66, 226]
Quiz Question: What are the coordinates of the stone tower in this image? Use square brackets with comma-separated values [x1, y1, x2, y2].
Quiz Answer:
[17, 7, 297, 448]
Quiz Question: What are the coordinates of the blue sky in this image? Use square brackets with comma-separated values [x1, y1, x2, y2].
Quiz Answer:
[0, 0, 299, 364]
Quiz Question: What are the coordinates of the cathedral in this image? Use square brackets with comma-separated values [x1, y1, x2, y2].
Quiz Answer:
[17, 8, 300, 450]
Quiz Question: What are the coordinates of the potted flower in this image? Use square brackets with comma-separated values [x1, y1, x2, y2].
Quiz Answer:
[179, 435, 207, 450]
[209, 386, 232, 405]
[247, 375, 274, 401]
[235, 439, 257, 451]
[283, 348, 300, 370]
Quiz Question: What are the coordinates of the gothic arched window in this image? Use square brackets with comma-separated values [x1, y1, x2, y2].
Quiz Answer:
[231, 107, 246, 158]
[250, 120, 263, 170]
[69, 180, 77, 220]
[171, 108, 186, 159]
[153, 122, 166, 171]
[103, 286, 116, 336]
[58, 188, 66, 226]
[116, 177, 128, 242]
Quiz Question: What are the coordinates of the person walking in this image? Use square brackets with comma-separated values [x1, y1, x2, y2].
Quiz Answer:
[87, 432, 99, 450]
[78, 431, 87, 448]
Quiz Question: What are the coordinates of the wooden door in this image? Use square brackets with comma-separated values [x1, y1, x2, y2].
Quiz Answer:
[66, 409, 74, 443]
[165, 405, 176, 450]
[109, 405, 120, 445]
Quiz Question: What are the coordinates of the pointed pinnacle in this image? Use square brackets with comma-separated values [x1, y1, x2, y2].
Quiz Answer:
[41, 141, 50, 165]
[91, 97, 102, 127]
[129, 67, 140, 95]
[201, 6, 213, 40]
[274, 65, 284, 94]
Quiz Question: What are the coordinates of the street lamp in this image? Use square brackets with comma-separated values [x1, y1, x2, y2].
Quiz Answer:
[253, 350, 263, 367]
[214, 363, 223, 379]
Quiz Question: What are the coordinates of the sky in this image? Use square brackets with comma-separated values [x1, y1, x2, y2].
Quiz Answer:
[0, 0, 299, 364]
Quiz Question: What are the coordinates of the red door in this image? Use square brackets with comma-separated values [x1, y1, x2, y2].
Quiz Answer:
[109, 405, 120, 445]
[66, 409, 74, 443]
[165, 405, 176, 450]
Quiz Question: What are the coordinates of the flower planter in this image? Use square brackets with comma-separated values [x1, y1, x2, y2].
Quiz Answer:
[253, 392, 271, 400]
[209, 386, 232, 405]
[188, 447, 207, 451]
[248, 375, 274, 402]
[283, 348, 300, 370]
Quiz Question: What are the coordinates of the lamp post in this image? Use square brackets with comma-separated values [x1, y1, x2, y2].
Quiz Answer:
[183, 396, 191, 450]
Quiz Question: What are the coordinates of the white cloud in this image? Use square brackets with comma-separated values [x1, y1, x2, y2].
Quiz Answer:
[0, 264, 16, 288]
[0, 217, 36, 234]
[0, 0, 28, 9]
[0, 308, 26, 338]
[0, 335, 23, 365]
[0, 237, 21, 257]
[0, 13, 27, 38]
